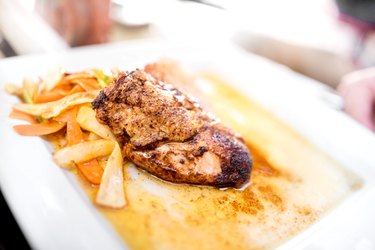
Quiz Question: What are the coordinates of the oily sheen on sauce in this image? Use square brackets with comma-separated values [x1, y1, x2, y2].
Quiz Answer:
[70, 73, 359, 250]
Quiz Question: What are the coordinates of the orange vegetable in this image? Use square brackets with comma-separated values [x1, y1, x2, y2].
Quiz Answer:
[13, 122, 65, 136]
[52, 84, 74, 93]
[34, 84, 84, 103]
[68, 85, 84, 95]
[64, 108, 84, 145]
[60, 73, 93, 83]
[9, 109, 36, 123]
[13, 90, 100, 119]
[8, 69, 120, 206]
[77, 160, 103, 185]
[34, 91, 66, 103]
[64, 108, 103, 184]
[71, 78, 100, 91]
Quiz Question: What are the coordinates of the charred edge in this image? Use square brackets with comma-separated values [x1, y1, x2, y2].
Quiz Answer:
[92, 90, 108, 110]
[192, 146, 208, 157]
[118, 130, 131, 145]
[212, 129, 252, 188]
[113, 74, 127, 91]
[92, 71, 130, 109]
[230, 148, 252, 187]
[215, 149, 252, 188]
[112, 74, 129, 103]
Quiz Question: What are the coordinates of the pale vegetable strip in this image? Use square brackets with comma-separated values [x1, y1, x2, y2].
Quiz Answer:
[63, 108, 103, 185]
[43, 67, 64, 91]
[5, 83, 22, 96]
[76, 106, 117, 141]
[53, 139, 115, 169]
[8, 69, 127, 208]
[90, 69, 112, 88]
[13, 90, 100, 119]
[96, 143, 126, 208]
[22, 78, 39, 104]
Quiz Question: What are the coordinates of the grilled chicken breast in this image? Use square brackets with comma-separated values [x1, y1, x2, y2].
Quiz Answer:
[92, 69, 252, 188]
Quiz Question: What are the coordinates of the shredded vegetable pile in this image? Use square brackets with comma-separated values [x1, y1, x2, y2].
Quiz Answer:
[6, 69, 126, 208]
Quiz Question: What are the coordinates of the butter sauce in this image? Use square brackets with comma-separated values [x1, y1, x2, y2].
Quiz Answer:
[74, 73, 359, 250]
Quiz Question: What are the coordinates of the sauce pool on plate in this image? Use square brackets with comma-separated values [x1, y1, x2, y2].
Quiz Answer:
[72, 73, 360, 250]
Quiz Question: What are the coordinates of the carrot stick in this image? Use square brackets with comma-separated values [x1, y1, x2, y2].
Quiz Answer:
[13, 122, 65, 136]
[34, 91, 66, 103]
[65, 108, 84, 145]
[52, 84, 73, 93]
[34, 84, 77, 103]
[34, 82, 87, 104]
[71, 78, 100, 91]
[9, 109, 36, 123]
[60, 73, 94, 83]
[68, 85, 84, 95]
[77, 160, 103, 185]
[64, 108, 103, 184]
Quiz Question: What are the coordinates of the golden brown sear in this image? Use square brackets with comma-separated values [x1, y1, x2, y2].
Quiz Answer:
[92, 69, 252, 188]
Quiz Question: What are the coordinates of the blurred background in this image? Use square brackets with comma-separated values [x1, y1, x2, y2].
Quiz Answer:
[1, 0, 375, 89]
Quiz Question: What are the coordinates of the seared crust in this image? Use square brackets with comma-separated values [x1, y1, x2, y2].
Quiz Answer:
[124, 124, 252, 188]
[93, 70, 209, 147]
[92, 69, 252, 188]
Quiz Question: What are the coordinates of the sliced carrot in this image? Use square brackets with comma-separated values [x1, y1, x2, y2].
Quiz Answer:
[63, 108, 102, 184]
[52, 84, 74, 93]
[13, 122, 65, 136]
[54, 109, 84, 143]
[52, 110, 70, 123]
[13, 90, 100, 119]
[61, 73, 94, 83]
[34, 91, 66, 103]
[71, 78, 100, 91]
[68, 85, 84, 95]
[9, 109, 37, 123]
[65, 108, 84, 145]
[77, 159, 103, 185]
[34, 84, 76, 103]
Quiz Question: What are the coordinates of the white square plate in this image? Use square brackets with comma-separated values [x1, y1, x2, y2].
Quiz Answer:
[1, 39, 375, 250]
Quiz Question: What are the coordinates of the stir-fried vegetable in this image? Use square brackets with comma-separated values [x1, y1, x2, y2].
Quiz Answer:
[43, 67, 64, 91]
[9, 109, 37, 123]
[14, 122, 65, 136]
[56, 108, 104, 184]
[78, 160, 103, 185]
[53, 139, 115, 169]
[22, 78, 39, 104]
[76, 106, 116, 141]
[90, 69, 112, 88]
[13, 90, 100, 119]
[7, 69, 128, 209]
[96, 143, 126, 208]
